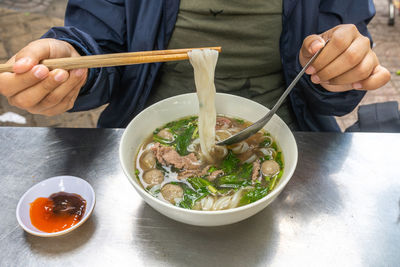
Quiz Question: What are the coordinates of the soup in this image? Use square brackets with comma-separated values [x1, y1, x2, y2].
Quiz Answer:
[134, 115, 284, 211]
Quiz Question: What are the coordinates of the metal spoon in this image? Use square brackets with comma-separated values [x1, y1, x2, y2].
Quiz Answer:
[216, 42, 327, 146]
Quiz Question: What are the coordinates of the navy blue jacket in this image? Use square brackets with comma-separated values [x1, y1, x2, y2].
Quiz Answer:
[42, 0, 376, 130]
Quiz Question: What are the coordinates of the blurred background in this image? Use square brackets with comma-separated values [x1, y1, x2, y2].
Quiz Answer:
[0, 0, 399, 130]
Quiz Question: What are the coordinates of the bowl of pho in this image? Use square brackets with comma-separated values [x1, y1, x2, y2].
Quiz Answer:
[119, 49, 297, 226]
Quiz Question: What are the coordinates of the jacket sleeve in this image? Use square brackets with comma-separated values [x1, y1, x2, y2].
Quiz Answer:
[41, 0, 127, 112]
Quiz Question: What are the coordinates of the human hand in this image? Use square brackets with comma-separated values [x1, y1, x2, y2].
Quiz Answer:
[0, 38, 87, 116]
[299, 24, 390, 92]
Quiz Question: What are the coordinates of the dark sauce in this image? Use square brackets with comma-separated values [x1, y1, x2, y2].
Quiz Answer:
[30, 192, 86, 233]
[49, 192, 86, 219]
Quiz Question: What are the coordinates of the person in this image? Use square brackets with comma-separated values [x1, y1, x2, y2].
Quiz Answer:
[0, 0, 390, 130]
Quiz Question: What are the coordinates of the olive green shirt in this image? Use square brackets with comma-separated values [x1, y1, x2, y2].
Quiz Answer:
[146, 0, 295, 128]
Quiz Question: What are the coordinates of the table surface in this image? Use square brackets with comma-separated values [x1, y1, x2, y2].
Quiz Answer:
[0, 127, 399, 267]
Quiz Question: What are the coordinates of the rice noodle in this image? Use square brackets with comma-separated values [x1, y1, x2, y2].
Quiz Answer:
[198, 189, 245, 211]
[201, 196, 215, 211]
[213, 196, 231, 210]
[188, 49, 219, 163]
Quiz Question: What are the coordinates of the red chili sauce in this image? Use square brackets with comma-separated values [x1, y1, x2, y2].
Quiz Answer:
[29, 192, 86, 233]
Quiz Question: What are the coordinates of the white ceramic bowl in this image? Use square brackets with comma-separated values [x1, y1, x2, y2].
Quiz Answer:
[120, 93, 297, 226]
[16, 175, 95, 237]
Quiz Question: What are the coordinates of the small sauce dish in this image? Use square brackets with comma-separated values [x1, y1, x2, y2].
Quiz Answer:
[16, 175, 95, 237]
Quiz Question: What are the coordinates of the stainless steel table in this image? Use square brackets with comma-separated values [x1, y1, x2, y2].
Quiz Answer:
[0, 127, 399, 267]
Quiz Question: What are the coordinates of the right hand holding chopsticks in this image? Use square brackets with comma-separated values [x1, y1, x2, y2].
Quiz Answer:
[0, 38, 87, 116]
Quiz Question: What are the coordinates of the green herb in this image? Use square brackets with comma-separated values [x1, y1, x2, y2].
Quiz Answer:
[275, 152, 283, 168]
[178, 179, 211, 209]
[259, 138, 271, 147]
[239, 185, 269, 206]
[165, 116, 197, 133]
[153, 134, 173, 145]
[261, 155, 272, 161]
[221, 150, 240, 173]
[207, 166, 218, 173]
[155, 161, 166, 172]
[216, 162, 253, 189]
[217, 174, 252, 189]
[268, 170, 283, 191]
[269, 176, 278, 191]
[218, 174, 240, 185]
[234, 118, 245, 124]
[238, 162, 253, 179]
[153, 189, 161, 194]
[277, 169, 283, 179]
[179, 187, 207, 209]
[188, 177, 217, 194]
[217, 188, 233, 195]
[192, 127, 199, 139]
[175, 125, 196, 156]
[135, 169, 140, 180]
[271, 141, 278, 151]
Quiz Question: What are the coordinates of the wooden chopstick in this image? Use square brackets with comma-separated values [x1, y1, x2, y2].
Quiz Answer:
[0, 46, 222, 73]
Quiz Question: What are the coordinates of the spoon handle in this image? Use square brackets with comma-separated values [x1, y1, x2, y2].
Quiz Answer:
[217, 41, 328, 146]
[268, 41, 327, 117]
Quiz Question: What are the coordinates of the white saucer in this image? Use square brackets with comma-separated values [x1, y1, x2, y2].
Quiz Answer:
[16, 175, 95, 237]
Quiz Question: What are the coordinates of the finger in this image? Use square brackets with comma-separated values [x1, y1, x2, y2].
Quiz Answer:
[320, 83, 354, 93]
[329, 50, 378, 85]
[300, 35, 325, 73]
[314, 35, 371, 83]
[39, 83, 82, 116]
[13, 39, 73, 74]
[0, 64, 49, 97]
[312, 24, 359, 73]
[352, 65, 391, 91]
[32, 68, 86, 112]
[13, 41, 52, 73]
[8, 69, 69, 109]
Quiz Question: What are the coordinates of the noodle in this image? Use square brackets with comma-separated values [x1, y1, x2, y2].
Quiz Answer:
[188, 49, 219, 163]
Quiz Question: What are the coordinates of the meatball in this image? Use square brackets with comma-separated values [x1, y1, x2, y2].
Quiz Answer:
[139, 150, 156, 170]
[158, 128, 174, 141]
[143, 169, 164, 187]
[261, 160, 280, 177]
[161, 184, 183, 204]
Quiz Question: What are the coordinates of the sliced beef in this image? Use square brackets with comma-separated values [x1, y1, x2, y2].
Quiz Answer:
[252, 159, 261, 181]
[216, 117, 233, 130]
[152, 143, 200, 170]
[178, 165, 212, 180]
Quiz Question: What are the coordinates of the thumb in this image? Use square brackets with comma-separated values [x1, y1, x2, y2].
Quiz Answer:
[299, 35, 325, 69]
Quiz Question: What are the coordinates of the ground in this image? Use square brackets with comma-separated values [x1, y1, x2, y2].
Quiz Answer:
[0, 0, 399, 130]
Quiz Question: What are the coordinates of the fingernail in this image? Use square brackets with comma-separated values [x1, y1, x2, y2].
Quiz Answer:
[54, 70, 68, 82]
[311, 75, 320, 84]
[310, 39, 325, 54]
[15, 57, 33, 67]
[353, 82, 363, 89]
[306, 66, 316, 75]
[72, 68, 85, 77]
[32, 65, 48, 79]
